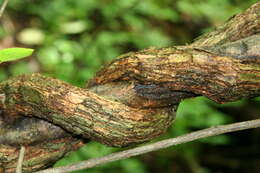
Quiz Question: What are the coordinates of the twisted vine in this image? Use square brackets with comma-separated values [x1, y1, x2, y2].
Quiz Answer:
[0, 2, 259, 172]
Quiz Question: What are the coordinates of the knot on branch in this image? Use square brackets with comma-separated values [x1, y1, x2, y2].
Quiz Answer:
[0, 2, 259, 172]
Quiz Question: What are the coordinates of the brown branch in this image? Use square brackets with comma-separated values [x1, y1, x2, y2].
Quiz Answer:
[88, 39, 260, 104]
[36, 119, 260, 173]
[0, 138, 85, 173]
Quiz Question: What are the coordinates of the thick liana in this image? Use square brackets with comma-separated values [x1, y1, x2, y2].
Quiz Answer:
[0, 74, 176, 147]
[88, 43, 260, 103]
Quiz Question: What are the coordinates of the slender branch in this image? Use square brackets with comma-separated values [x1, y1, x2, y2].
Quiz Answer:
[36, 119, 260, 173]
[15, 146, 25, 173]
[0, 0, 9, 18]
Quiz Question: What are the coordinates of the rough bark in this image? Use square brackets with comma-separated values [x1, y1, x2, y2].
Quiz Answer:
[0, 2, 259, 172]
[88, 39, 260, 103]
[0, 74, 176, 147]
[0, 138, 84, 173]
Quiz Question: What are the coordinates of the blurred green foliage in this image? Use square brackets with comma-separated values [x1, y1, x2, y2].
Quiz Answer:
[0, 0, 259, 172]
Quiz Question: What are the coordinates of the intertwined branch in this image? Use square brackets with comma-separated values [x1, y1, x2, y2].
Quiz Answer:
[0, 2, 259, 173]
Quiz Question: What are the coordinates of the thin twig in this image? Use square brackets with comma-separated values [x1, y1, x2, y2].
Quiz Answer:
[16, 146, 25, 173]
[0, 0, 9, 18]
[36, 119, 260, 173]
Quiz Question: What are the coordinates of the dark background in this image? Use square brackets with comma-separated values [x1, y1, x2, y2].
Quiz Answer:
[0, 0, 259, 172]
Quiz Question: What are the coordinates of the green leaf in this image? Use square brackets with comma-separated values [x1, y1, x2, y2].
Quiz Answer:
[0, 48, 34, 63]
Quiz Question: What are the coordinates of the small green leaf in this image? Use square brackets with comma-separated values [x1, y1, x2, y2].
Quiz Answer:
[0, 48, 34, 63]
